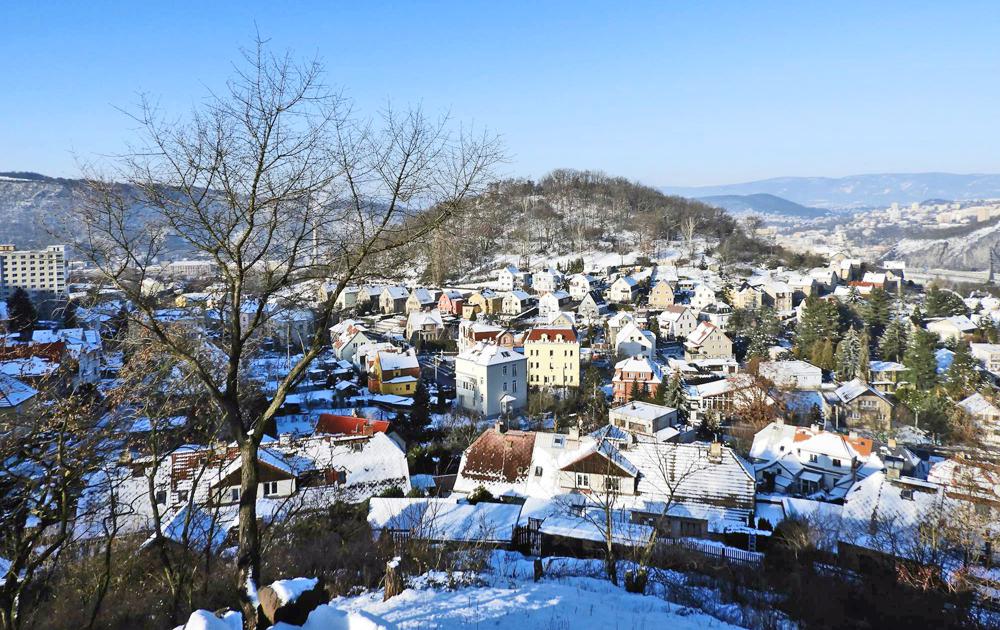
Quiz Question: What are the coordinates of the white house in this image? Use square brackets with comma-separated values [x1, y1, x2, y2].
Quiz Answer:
[454, 343, 528, 418]
[501, 290, 536, 315]
[497, 265, 519, 291]
[758, 360, 822, 390]
[608, 401, 678, 437]
[689, 284, 717, 311]
[614, 320, 656, 359]
[537, 290, 571, 319]
[568, 274, 598, 300]
[957, 393, 1000, 447]
[926, 315, 977, 342]
[608, 276, 640, 303]
[970, 343, 1000, 373]
[657, 305, 698, 339]
[532, 268, 564, 294]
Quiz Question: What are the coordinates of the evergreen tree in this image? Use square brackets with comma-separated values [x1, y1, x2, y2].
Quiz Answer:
[857, 327, 871, 382]
[834, 328, 861, 381]
[945, 340, 981, 398]
[818, 338, 835, 372]
[7, 288, 36, 338]
[404, 381, 431, 442]
[903, 328, 939, 390]
[924, 286, 970, 318]
[630, 379, 643, 402]
[664, 370, 688, 421]
[861, 288, 891, 336]
[878, 318, 908, 362]
[647, 315, 660, 340]
[910, 306, 924, 327]
[846, 286, 862, 304]
[653, 379, 667, 405]
[62, 300, 78, 329]
[796, 296, 841, 359]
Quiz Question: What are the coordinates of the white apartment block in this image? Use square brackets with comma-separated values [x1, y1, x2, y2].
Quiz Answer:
[455, 342, 527, 418]
[0, 245, 67, 300]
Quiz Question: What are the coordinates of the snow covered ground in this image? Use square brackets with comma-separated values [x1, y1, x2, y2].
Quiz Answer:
[179, 552, 747, 629]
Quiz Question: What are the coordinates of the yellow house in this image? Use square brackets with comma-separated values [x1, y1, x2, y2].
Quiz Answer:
[648, 280, 675, 309]
[524, 327, 580, 388]
[467, 290, 503, 316]
[368, 350, 421, 396]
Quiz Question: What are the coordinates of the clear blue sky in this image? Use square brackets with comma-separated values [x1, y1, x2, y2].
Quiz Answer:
[3, 1, 1000, 186]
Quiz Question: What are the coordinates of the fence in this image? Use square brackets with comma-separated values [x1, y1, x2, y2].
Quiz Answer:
[664, 538, 764, 568]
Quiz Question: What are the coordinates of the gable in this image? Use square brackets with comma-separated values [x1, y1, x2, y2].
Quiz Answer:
[560, 450, 636, 478]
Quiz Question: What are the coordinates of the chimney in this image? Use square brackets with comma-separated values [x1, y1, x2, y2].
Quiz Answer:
[708, 441, 723, 464]
[776, 416, 785, 426]
[495, 420, 506, 434]
[568, 424, 580, 441]
[848, 430, 858, 440]
[887, 437, 896, 449]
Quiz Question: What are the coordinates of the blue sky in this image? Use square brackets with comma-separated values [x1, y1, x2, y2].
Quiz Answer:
[3, 1, 999, 186]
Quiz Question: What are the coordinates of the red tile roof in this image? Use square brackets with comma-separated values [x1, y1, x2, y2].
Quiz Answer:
[315, 414, 390, 436]
[524, 327, 577, 343]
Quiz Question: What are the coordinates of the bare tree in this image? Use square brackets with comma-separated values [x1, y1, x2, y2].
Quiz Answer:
[680, 215, 700, 259]
[0, 379, 109, 630]
[73, 39, 502, 627]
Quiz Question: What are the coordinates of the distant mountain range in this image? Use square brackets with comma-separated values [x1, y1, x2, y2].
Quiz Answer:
[697, 193, 828, 219]
[662, 173, 1000, 209]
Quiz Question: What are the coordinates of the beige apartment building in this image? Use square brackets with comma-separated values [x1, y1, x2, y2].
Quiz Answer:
[0, 245, 67, 301]
[523, 326, 580, 388]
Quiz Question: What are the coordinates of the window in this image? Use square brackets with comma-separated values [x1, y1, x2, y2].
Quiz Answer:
[155, 490, 167, 505]
[552, 436, 566, 448]
[263, 481, 280, 496]
[230, 487, 240, 503]
[679, 520, 701, 537]
[809, 454, 818, 463]
[604, 476, 620, 492]
[900, 488, 914, 501]
[832, 459, 842, 468]
[576, 473, 589, 487]
[534, 466, 543, 476]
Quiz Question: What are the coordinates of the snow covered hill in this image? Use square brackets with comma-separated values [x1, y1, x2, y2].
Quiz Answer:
[663, 172, 1000, 209]
[885, 220, 1000, 270]
[179, 552, 749, 630]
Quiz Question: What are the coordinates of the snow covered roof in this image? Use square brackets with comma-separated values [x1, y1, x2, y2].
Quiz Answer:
[457, 342, 525, 367]
[869, 360, 906, 373]
[0, 374, 37, 408]
[406, 310, 444, 328]
[382, 285, 409, 299]
[558, 438, 640, 478]
[609, 401, 676, 422]
[685, 321, 721, 347]
[957, 392, 1000, 418]
[377, 350, 420, 371]
[613, 356, 663, 380]
[834, 378, 887, 404]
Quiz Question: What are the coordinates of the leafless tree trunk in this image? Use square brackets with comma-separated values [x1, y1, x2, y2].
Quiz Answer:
[681, 215, 699, 259]
[73, 38, 502, 629]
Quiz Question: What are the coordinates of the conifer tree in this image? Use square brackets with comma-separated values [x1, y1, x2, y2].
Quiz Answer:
[903, 328, 939, 390]
[7, 287, 36, 339]
[664, 370, 688, 421]
[858, 327, 871, 382]
[878, 318, 908, 362]
[796, 296, 841, 359]
[945, 340, 981, 398]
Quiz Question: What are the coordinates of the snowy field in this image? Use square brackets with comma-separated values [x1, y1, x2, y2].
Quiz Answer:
[180, 552, 746, 630]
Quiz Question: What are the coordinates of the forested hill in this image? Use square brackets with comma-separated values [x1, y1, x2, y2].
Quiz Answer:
[417, 169, 802, 283]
